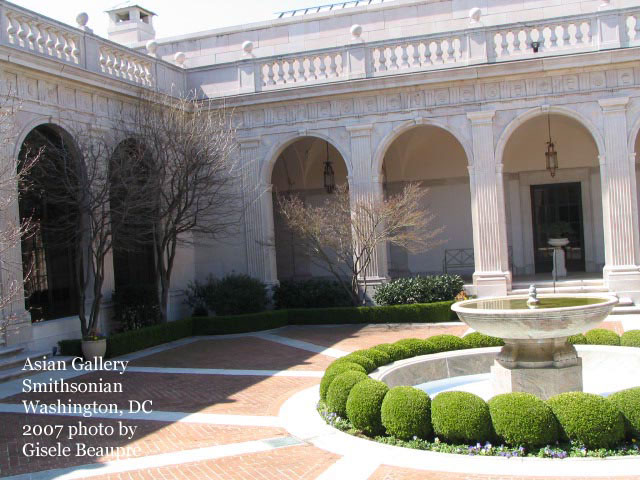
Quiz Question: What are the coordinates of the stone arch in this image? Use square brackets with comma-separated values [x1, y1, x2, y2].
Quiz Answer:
[13, 115, 78, 161]
[18, 122, 84, 321]
[372, 118, 474, 176]
[497, 105, 605, 277]
[495, 105, 605, 166]
[628, 113, 640, 156]
[260, 131, 352, 187]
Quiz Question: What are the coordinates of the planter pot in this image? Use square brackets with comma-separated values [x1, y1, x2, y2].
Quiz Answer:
[82, 338, 106, 360]
[548, 237, 569, 247]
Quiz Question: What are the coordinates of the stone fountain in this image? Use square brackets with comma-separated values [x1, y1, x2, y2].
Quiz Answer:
[452, 288, 618, 399]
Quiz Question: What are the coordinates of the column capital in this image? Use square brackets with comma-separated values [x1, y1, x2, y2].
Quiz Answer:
[237, 136, 261, 147]
[467, 110, 496, 124]
[346, 124, 374, 137]
[599, 97, 629, 112]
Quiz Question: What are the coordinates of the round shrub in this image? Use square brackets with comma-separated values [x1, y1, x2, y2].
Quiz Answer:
[547, 392, 625, 449]
[371, 343, 410, 361]
[608, 387, 640, 439]
[427, 334, 468, 352]
[585, 328, 620, 346]
[326, 371, 369, 417]
[394, 338, 435, 357]
[464, 332, 505, 348]
[353, 348, 392, 368]
[381, 386, 432, 440]
[621, 330, 640, 348]
[431, 392, 493, 444]
[346, 379, 389, 436]
[567, 334, 587, 345]
[333, 353, 377, 373]
[320, 362, 366, 401]
[488, 393, 558, 447]
[373, 274, 464, 306]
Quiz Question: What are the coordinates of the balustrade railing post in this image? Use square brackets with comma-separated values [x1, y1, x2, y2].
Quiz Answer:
[238, 60, 257, 94]
[597, 11, 622, 50]
[466, 29, 489, 65]
[347, 43, 367, 79]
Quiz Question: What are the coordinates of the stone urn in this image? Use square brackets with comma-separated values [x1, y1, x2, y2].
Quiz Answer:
[82, 338, 106, 360]
[548, 237, 569, 248]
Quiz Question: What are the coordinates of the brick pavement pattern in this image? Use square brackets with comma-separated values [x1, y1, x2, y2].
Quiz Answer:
[276, 323, 469, 351]
[5, 322, 638, 479]
[369, 465, 640, 480]
[130, 337, 333, 370]
[86, 445, 340, 480]
[0, 413, 286, 477]
[4, 371, 319, 415]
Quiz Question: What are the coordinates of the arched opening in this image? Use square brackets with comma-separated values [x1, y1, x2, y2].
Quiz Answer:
[502, 113, 603, 276]
[381, 124, 472, 278]
[635, 130, 640, 225]
[18, 124, 80, 321]
[109, 139, 156, 291]
[271, 136, 349, 281]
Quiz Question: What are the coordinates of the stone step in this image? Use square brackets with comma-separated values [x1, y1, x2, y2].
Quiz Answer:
[511, 279, 605, 289]
[0, 350, 49, 372]
[0, 355, 74, 383]
[511, 286, 609, 295]
[610, 305, 640, 315]
[0, 346, 24, 360]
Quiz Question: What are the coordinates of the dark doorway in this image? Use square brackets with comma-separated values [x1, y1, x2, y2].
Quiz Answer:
[531, 182, 585, 273]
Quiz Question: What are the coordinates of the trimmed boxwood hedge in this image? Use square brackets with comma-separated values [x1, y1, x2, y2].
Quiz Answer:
[608, 387, 640, 439]
[106, 318, 193, 358]
[464, 332, 505, 348]
[489, 392, 558, 447]
[427, 334, 468, 352]
[326, 371, 369, 417]
[568, 334, 588, 345]
[381, 386, 432, 440]
[346, 379, 389, 436]
[547, 392, 625, 449]
[585, 328, 621, 346]
[333, 353, 377, 373]
[431, 391, 493, 444]
[320, 362, 367, 401]
[371, 343, 410, 361]
[354, 348, 392, 368]
[393, 338, 435, 356]
[621, 330, 640, 348]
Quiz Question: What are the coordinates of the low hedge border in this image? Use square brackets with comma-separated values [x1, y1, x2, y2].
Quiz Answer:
[58, 301, 456, 359]
[319, 332, 640, 457]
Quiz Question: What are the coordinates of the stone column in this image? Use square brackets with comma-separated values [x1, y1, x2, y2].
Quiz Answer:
[467, 111, 511, 297]
[598, 97, 640, 302]
[0, 133, 31, 346]
[239, 137, 278, 286]
[346, 124, 389, 286]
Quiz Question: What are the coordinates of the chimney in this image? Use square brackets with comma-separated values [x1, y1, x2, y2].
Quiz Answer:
[106, 3, 156, 45]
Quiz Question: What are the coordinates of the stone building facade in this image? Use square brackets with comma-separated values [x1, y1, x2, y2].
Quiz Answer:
[1, 0, 640, 350]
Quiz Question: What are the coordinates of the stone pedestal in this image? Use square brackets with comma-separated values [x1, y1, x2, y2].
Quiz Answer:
[491, 360, 583, 400]
[552, 246, 567, 277]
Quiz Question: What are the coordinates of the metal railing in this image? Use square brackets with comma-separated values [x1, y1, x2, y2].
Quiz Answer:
[276, 0, 388, 18]
[443, 247, 514, 273]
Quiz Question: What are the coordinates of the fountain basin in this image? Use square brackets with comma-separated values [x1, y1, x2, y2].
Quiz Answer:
[451, 294, 618, 340]
[451, 294, 618, 399]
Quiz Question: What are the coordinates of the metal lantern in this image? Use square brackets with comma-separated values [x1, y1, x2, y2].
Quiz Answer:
[545, 114, 558, 177]
[323, 141, 335, 193]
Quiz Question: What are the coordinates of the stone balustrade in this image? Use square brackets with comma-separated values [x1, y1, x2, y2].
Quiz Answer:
[0, 2, 184, 93]
[0, 1, 638, 98]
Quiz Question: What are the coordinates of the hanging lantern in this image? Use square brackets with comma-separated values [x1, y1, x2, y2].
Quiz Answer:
[323, 141, 335, 193]
[545, 114, 558, 177]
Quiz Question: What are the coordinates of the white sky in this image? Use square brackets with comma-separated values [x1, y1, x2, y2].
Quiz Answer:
[10, 1, 325, 39]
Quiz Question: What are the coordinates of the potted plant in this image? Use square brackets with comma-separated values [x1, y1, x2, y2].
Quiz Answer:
[546, 221, 573, 247]
[81, 331, 106, 360]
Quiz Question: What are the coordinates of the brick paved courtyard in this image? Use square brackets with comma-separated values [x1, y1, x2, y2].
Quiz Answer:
[1, 320, 638, 479]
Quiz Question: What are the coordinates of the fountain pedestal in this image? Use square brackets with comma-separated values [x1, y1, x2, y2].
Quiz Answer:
[490, 337, 583, 400]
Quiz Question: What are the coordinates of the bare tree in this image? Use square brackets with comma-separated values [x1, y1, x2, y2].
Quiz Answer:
[23, 125, 151, 338]
[277, 183, 443, 305]
[0, 97, 38, 334]
[124, 92, 239, 323]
